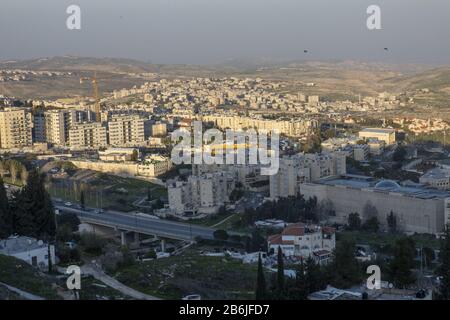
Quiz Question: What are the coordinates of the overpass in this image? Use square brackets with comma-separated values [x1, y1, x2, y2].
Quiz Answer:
[54, 204, 216, 242]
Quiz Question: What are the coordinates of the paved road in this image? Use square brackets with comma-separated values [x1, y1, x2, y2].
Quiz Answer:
[55, 204, 216, 241]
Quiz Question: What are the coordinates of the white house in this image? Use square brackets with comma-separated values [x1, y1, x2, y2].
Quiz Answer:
[267, 223, 336, 265]
[0, 236, 56, 271]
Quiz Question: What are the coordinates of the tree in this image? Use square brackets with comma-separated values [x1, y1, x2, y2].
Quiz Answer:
[348, 212, 361, 231]
[147, 187, 152, 202]
[393, 146, 407, 162]
[255, 254, 267, 300]
[330, 238, 361, 288]
[362, 216, 380, 233]
[389, 237, 416, 288]
[304, 256, 324, 293]
[0, 178, 12, 238]
[288, 260, 308, 299]
[437, 226, 450, 299]
[80, 190, 85, 210]
[14, 170, 56, 240]
[276, 246, 285, 295]
[131, 149, 139, 161]
[213, 229, 229, 241]
[387, 211, 397, 233]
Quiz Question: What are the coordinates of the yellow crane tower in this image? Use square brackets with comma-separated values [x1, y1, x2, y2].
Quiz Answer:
[80, 72, 101, 122]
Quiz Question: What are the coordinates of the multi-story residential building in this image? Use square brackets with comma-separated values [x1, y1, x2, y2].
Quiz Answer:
[108, 115, 145, 146]
[32, 110, 46, 143]
[268, 223, 336, 265]
[44, 109, 72, 146]
[0, 107, 33, 149]
[168, 172, 235, 216]
[68, 122, 107, 149]
[202, 115, 317, 137]
[270, 152, 346, 199]
[138, 155, 172, 177]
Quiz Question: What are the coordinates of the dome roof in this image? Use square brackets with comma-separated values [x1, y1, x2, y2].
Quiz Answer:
[374, 180, 401, 189]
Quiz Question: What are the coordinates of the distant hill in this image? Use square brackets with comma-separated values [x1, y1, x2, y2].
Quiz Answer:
[0, 56, 156, 74]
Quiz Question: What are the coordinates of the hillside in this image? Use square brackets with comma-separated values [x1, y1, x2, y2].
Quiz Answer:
[0, 254, 60, 300]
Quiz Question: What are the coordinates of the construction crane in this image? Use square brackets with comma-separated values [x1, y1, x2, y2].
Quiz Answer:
[80, 72, 101, 122]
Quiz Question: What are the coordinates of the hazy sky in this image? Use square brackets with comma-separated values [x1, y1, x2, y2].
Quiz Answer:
[1, 0, 450, 65]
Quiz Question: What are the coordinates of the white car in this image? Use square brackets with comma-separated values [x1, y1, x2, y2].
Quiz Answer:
[64, 202, 73, 207]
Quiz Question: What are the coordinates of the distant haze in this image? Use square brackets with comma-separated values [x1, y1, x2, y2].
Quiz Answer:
[1, 0, 450, 65]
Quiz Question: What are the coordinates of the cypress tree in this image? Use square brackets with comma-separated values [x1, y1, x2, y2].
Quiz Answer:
[80, 190, 85, 210]
[277, 246, 285, 295]
[255, 254, 266, 300]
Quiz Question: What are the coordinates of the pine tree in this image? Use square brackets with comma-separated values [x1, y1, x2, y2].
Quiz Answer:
[0, 178, 12, 238]
[305, 256, 324, 293]
[255, 254, 266, 300]
[389, 237, 416, 288]
[331, 238, 362, 288]
[437, 225, 450, 299]
[277, 246, 285, 295]
[14, 170, 56, 240]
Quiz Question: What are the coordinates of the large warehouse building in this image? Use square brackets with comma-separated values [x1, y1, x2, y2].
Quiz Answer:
[301, 175, 449, 235]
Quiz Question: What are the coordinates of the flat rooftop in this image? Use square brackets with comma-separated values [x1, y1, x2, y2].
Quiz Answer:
[316, 175, 450, 200]
[360, 128, 395, 134]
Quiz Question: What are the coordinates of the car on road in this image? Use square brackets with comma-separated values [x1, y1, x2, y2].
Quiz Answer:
[94, 209, 104, 214]
[64, 202, 73, 207]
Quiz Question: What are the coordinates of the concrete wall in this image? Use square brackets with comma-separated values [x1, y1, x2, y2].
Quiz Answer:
[301, 183, 445, 234]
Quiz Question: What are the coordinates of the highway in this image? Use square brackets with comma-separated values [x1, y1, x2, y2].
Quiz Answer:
[54, 204, 216, 241]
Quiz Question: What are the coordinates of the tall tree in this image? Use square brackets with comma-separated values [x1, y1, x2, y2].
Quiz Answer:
[0, 178, 12, 238]
[304, 256, 324, 293]
[255, 254, 267, 300]
[277, 246, 285, 295]
[330, 238, 362, 288]
[80, 190, 85, 210]
[387, 211, 397, 233]
[389, 237, 416, 288]
[437, 226, 450, 299]
[348, 212, 361, 231]
[14, 170, 56, 240]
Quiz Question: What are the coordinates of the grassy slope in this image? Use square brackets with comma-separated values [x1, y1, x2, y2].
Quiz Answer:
[112, 250, 258, 300]
[0, 254, 59, 299]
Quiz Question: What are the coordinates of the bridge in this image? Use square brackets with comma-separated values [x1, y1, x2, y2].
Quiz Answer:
[54, 204, 216, 243]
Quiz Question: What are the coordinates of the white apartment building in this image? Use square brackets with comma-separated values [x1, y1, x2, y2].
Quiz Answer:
[108, 115, 145, 146]
[0, 107, 33, 149]
[138, 155, 173, 177]
[270, 152, 346, 199]
[44, 109, 71, 146]
[168, 172, 235, 216]
[202, 115, 317, 137]
[68, 122, 107, 149]
[268, 223, 336, 265]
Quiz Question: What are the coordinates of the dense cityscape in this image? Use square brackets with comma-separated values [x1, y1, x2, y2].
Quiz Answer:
[1, 2, 450, 313]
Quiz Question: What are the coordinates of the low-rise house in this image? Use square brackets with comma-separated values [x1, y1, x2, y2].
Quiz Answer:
[267, 223, 336, 264]
[0, 236, 56, 271]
